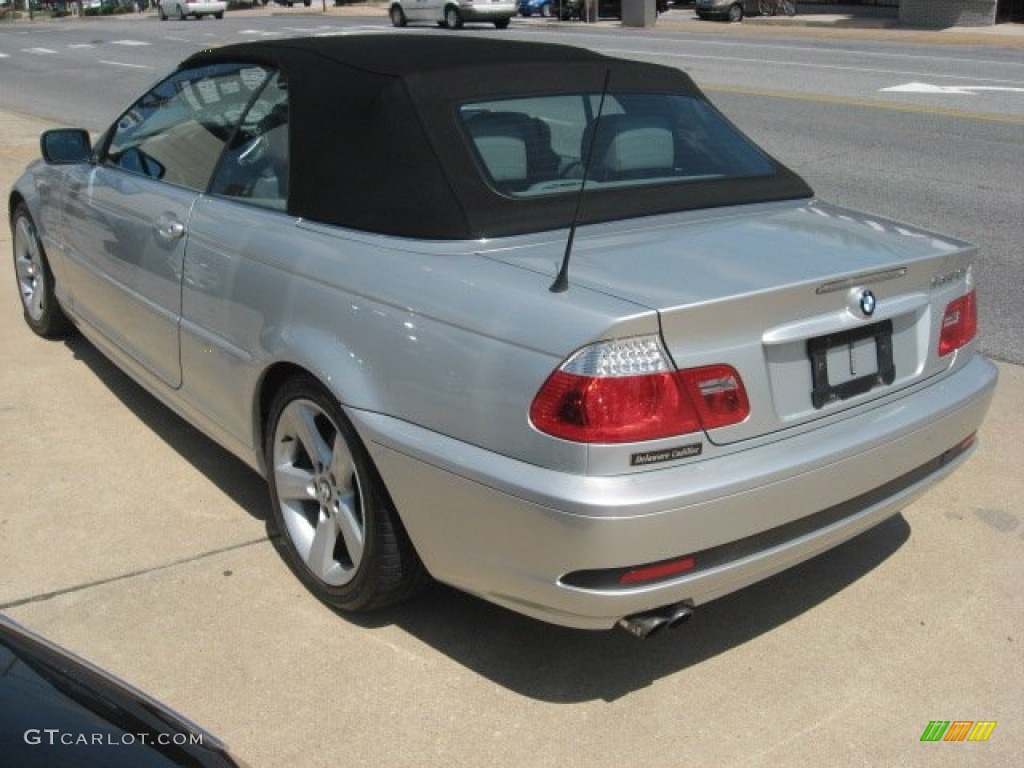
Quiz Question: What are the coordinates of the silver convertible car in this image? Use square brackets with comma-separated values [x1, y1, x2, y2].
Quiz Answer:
[10, 37, 996, 637]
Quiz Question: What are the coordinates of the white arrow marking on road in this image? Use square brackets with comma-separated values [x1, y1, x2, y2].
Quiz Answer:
[881, 82, 1024, 96]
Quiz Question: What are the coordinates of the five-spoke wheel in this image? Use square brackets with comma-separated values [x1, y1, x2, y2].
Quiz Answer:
[12, 204, 71, 338]
[266, 377, 426, 611]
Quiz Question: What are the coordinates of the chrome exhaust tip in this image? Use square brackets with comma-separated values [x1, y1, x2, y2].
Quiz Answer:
[617, 604, 693, 639]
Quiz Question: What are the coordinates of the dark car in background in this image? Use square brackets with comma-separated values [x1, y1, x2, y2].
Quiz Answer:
[695, 0, 758, 22]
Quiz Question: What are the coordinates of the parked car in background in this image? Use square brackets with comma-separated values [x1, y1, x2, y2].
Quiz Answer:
[1, 615, 246, 767]
[156, 0, 226, 19]
[388, 0, 516, 28]
[694, 0, 757, 21]
[517, 0, 553, 16]
[10, 35, 995, 638]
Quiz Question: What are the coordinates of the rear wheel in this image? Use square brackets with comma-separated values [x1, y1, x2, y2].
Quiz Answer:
[444, 5, 463, 28]
[389, 5, 407, 26]
[12, 204, 71, 338]
[266, 377, 428, 612]
[494, 17, 511, 28]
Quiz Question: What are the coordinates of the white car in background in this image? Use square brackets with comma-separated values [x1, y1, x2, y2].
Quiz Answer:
[389, 0, 516, 29]
[157, 0, 226, 19]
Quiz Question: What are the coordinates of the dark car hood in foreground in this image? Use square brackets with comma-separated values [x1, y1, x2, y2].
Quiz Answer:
[0, 615, 244, 767]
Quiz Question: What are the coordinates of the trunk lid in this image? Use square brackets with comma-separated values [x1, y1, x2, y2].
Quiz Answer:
[491, 200, 977, 444]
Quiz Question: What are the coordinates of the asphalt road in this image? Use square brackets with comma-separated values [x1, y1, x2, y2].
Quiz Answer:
[1, 12, 1022, 767]
[1, 9, 1021, 363]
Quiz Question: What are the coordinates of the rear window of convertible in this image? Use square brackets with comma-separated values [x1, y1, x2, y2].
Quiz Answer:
[460, 92, 776, 198]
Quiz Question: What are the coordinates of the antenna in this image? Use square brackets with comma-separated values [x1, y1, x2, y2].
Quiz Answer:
[550, 68, 611, 294]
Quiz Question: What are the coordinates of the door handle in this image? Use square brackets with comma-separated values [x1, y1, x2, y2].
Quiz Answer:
[154, 213, 186, 241]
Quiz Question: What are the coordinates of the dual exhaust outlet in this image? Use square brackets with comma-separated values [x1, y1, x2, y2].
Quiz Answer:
[617, 603, 693, 639]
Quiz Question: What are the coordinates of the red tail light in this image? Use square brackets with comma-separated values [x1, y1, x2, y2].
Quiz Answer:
[530, 337, 749, 444]
[938, 290, 977, 357]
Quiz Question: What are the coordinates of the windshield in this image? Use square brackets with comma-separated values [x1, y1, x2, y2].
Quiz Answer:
[460, 92, 777, 198]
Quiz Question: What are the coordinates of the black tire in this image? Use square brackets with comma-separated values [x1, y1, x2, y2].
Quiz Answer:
[158, 5, 167, 19]
[12, 204, 72, 338]
[389, 4, 407, 26]
[728, 3, 743, 22]
[494, 17, 510, 28]
[265, 376, 428, 612]
[444, 5, 463, 29]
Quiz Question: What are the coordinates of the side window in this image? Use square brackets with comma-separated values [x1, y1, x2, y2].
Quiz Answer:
[208, 71, 290, 211]
[102, 63, 274, 192]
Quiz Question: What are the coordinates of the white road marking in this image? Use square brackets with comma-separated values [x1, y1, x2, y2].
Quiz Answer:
[99, 60, 155, 70]
[111, 40, 151, 47]
[68, 44, 96, 49]
[881, 82, 1024, 95]
[23, 48, 57, 55]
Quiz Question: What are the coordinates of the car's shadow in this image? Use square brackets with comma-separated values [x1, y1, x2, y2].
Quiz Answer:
[65, 334, 270, 522]
[358, 514, 909, 702]
[63, 332, 910, 703]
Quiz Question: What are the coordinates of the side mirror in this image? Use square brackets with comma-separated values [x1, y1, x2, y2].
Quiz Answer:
[40, 129, 92, 165]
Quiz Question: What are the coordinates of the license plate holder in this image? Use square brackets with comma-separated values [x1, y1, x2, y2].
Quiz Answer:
[807, 320, 895, 409]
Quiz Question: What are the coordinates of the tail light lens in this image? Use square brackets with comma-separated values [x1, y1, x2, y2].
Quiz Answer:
[938, 290, 977, 357]
[530, 337, 749, 443]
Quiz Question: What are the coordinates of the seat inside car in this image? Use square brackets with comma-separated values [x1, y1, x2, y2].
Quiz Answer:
[589, 114, 675, 182]
[466, 111, 561, 193]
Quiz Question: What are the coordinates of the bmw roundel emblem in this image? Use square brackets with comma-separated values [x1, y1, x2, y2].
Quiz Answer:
[859, 290, 877, 317]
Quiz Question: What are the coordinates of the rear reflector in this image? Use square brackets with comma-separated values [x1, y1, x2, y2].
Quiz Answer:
[938, 290, 977, 356]
[619, 557, 697, 585]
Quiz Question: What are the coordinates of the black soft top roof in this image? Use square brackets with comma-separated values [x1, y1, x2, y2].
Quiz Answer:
[183, 35, 811, 240]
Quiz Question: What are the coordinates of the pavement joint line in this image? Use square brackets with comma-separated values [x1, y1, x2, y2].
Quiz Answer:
[703, 83, 1024, 125]
[0, 536, 274, 611]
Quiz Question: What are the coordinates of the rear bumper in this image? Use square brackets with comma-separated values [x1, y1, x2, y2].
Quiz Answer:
[357, 356, 997, 630]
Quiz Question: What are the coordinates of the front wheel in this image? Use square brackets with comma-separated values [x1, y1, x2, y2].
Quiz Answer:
[266, 377, 428, 612]
[389, 4, 407, 26]
[444, 6, 463, 28]
[728, 2, 743, 21]
[494, 17, 510, 28]
[12, 204, 71, 338]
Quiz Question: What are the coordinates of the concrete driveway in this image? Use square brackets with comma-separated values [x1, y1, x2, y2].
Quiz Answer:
[1, 108, 1021, 767]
